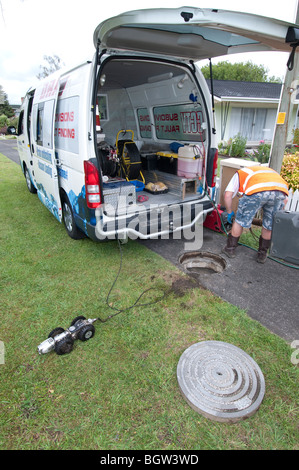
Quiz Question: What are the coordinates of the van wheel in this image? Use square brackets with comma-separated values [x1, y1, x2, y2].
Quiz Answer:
[62, 196, 85, 239]
[24, 165, 37, 193]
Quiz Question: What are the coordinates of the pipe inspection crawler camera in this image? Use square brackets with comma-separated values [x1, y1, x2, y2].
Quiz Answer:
[37, 316, 98, 355]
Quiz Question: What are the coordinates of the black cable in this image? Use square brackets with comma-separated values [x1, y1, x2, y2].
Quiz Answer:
[97, 239, 170, 323]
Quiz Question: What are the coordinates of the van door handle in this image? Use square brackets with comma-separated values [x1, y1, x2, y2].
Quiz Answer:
[31, 144, 34, 154]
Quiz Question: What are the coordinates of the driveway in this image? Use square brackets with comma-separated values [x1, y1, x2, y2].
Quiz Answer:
[1, 138, 298, 343]
[0, 138, 20, 164]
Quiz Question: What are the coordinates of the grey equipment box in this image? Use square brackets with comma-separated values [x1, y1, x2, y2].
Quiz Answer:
[102, 181, 136, 216]
[270, 211, 299, 265]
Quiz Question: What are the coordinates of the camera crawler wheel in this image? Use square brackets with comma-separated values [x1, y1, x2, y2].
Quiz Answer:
[70, 316, 86, 327]
[48, 327, 65, 338]
[78, 324, 95, 341]
[54, 335, 74, 355]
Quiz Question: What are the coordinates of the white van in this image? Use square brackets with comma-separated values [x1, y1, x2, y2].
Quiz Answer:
[17, 7, 298, 241]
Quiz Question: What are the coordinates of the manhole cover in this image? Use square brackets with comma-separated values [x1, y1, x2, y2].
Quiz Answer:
[179, 251, 226, 275]
[177, 341, 265, 423]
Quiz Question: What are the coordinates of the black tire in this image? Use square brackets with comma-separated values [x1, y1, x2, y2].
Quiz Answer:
[70, 316, 86, 327]
[61, 195, 86, 240]
[77, 324, 95, 341]
[54, 335, 74, 355]
[48, 327, 65, 339]
[24, 164, 37, 193]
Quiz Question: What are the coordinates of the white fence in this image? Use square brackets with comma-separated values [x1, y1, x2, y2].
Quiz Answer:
[285, 189, 299, 212]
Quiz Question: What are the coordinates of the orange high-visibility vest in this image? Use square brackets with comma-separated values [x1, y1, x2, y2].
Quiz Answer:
[237, 166, 288, 196]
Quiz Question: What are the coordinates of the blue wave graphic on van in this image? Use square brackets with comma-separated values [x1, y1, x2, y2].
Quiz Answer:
[68, 188, 86, 216]
[67, 186, 96, 230]
[36, 183, 60, 222]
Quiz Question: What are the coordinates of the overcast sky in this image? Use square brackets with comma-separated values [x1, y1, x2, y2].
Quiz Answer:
[0, 0, 298, 104]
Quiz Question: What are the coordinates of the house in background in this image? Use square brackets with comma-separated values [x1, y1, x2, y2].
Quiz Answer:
[206, 79, 299, 147]
[10, 104, 21, 118]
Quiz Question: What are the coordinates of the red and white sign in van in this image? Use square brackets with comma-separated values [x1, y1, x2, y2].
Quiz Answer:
[17, 7, 299, 241]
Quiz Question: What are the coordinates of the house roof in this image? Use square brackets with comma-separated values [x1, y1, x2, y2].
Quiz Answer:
[206, 79, 282, 102]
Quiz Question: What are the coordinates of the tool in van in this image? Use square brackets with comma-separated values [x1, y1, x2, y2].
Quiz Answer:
[116, 130, 145, 183]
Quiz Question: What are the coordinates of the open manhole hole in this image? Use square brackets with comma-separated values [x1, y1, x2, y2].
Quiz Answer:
[179, 251, 226, 275]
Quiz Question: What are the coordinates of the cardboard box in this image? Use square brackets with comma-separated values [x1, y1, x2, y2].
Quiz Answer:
[219, 158, 261, 213]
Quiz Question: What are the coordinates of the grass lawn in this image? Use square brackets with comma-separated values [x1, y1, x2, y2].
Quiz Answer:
[0, 153, 298, 450]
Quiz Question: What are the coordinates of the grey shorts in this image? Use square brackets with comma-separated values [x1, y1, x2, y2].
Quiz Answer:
[235, 191, 286, 231]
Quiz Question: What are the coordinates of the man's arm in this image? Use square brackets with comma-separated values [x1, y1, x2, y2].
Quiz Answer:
[224, 190, 234, 214]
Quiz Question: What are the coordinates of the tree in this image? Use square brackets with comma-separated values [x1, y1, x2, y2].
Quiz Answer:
[0, 114, 8, 128]
[37, 55, 65, 80]
[0, 85, 14, 118]
[201, 60, 281, 83]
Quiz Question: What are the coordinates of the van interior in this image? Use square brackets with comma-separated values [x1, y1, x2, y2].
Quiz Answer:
[94, 58, 210, 214]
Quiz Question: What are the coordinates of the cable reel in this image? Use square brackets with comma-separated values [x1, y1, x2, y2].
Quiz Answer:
[116, 130, 144, 183]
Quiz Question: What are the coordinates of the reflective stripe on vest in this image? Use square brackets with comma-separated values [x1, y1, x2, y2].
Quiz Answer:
[237, 166, 288, 196]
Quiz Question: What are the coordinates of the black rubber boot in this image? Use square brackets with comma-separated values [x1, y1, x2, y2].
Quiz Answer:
[222, 234, 240, 258]
[257, 236, 271, 264]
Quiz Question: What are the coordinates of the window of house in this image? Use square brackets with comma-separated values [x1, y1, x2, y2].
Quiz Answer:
[229, 107, 277, 142]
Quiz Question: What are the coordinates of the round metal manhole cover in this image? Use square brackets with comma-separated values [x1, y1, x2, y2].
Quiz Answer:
[177, 341, 265, 423]
[178, 251, 226, 275]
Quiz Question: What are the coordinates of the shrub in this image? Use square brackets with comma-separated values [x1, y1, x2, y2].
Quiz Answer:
[280, 153, 299, 190]
[218, 133, 248, 158]
[292, 128, 299, 146]
[0, 114, 8, 128]
[252, 140, 271, 164]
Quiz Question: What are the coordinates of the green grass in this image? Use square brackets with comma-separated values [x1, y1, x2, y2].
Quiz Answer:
[0, 153, 298, 450]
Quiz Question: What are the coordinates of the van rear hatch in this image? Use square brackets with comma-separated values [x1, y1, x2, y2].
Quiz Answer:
[94, 7, 298, 60]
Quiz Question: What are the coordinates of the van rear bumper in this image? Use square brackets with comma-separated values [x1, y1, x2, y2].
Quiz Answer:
[89, 198, 213, 241]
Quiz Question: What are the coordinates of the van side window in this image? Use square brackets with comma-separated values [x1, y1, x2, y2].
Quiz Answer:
[35, 100, 55, 148]
[18, 110, 24, 135]
[27, 94, 34, 146]
[137, 108, 152, 138]
[153, 104, 206, 142]
[36, 104, 44, 145]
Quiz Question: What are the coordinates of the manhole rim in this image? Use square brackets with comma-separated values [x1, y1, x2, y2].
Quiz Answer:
[178, 250, 227, 274]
